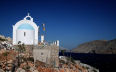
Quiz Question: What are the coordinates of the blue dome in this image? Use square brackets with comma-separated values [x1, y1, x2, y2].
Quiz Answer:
[18, 24, 34, 30]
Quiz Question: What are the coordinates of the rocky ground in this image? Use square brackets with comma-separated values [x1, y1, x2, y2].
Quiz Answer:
[0, 49, 99, 72]
[0, 35, 99, 72]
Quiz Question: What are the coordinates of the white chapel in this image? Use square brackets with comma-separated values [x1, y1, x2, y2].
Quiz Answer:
[13, 13, 39, 45]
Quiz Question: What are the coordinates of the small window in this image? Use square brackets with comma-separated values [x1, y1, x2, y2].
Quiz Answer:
[24, 32, 26, 37]
[41, 52, 43, 55]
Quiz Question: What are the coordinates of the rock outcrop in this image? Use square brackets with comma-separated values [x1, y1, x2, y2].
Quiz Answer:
[0, 35, 12, 42]
[59, 56, 99, 72]
[0, 34, 100, 72]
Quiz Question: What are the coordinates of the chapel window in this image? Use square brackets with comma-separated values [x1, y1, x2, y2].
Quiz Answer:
[41, 52, 43, 55]
[24, 32, 26, 37]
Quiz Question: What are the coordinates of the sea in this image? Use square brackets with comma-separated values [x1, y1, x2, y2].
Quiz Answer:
[59, 52, 116, 72]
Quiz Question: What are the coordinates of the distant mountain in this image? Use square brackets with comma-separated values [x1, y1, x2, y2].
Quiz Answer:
[72, 39, 116, 54]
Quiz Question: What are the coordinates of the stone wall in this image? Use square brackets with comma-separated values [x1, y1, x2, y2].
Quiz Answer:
[33, 45, 59, 67]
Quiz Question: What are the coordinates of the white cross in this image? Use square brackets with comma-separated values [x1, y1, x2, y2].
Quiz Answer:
[27, 13, 30, 16]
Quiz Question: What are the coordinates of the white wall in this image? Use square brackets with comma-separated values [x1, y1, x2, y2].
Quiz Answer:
[13, 15, 39, 45]
[16, 29, 35, 45]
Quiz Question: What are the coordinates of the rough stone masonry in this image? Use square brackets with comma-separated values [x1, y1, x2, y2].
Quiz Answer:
[33, 45, 59, 67]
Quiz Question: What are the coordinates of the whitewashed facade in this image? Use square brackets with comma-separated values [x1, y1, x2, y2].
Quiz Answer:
[13, 13, 39, 45]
